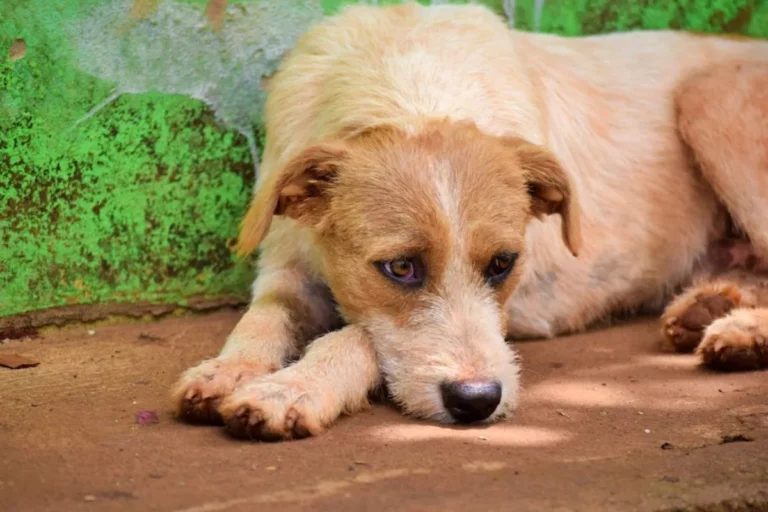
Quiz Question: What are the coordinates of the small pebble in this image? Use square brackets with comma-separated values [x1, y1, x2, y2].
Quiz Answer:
[265, 466, 277, 471]
[84, 495, 96, 502]
[87, 330, 96, 336]
[720, 434, 753, 444]
[644, 429, 651, 434]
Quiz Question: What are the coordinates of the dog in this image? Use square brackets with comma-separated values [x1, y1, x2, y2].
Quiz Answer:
[172, 3, 768, 441]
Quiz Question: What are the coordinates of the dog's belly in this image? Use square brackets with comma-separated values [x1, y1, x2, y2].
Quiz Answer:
[504, 201, 755, 339]
[504, 172, 726, 339]
[504, 250, 698, 340]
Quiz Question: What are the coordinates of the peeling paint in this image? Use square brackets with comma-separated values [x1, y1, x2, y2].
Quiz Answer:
[129, 0, 161, 20]
[7, 39, 26, 61]
[206, 0, 229, 31]
[74, 0, 323, 175]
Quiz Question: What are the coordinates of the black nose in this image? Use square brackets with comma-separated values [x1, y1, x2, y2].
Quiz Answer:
[440, 380, 502, 423]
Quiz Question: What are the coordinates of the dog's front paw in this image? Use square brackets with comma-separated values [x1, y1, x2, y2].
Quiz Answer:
[662, 285, 741, 352]
[698, 310, 768, 371]
[219, 375, 331, 442]
[172, 358, 276, 424]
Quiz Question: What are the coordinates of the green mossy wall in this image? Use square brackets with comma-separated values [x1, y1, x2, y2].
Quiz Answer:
[1, 0, 766, 319]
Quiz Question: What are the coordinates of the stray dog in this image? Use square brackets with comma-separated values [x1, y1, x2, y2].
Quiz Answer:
[172, 3, 768, 441]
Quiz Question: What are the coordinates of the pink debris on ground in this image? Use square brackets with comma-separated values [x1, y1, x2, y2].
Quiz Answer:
[135, 410, 160, 425]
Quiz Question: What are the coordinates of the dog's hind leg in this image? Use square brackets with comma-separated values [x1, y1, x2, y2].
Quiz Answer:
[171, 265, 339, 424]
[698, 307, 768, 371]
[676, 62, 768, 255]
[662, 278, 745, 353]
[662, 268, 768, 370]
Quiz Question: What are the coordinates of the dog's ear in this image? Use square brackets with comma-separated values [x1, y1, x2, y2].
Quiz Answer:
[504, 137, 582, 256]
[236, 143, 348, 257]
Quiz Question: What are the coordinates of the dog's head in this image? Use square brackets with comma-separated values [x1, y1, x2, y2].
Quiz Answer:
[239, 120, 580, 424]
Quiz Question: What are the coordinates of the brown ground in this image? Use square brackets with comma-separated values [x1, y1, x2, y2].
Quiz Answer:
[2, 310, 766, 512]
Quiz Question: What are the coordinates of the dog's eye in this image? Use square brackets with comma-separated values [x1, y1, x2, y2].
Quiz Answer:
[378, 257, 424, 287]
[485, 253, 518, 286]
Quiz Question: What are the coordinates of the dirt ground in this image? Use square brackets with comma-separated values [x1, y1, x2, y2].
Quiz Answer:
[1, 309, 766, 512]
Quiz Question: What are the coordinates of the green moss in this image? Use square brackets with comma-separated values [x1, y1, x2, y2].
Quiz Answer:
[0, 88, 255, 316]
[0, 1, 254, 317]
[321, 0, 505, 16]
[539, 0, 768, 36]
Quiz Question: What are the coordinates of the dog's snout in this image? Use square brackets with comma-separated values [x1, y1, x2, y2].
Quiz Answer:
[440, 379, 502, 423]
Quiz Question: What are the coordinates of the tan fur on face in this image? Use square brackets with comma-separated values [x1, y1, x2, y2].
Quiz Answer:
[321, 123, 532, 421]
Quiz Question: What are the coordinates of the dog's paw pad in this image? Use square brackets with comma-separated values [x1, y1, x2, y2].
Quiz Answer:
[662, 288, 740, 352]
[698, 314, 768, 371]
[172, 359, 275, 425]
[219, 380, 321, 442]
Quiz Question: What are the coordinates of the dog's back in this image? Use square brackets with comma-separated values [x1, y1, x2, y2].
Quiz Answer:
[260, 4, 535, 161]
[263, 3, 765, 155]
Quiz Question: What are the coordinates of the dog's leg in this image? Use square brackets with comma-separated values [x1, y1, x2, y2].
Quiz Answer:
[171, 265, 337, 424]
[662, 269, 768, 363]
[698, 307, 768, 371]
[219, 325, 380, 441]
[676, 62, 768, 255]
[662, 278, 751, 353]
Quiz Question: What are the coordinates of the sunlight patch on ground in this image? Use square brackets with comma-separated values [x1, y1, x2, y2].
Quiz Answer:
[367, 423, 571, 447]
[525, 381, 632, 408]
[523, 374, 740, 412]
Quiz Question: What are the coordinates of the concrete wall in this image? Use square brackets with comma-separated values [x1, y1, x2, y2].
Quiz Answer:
[2, 0, 766, 322]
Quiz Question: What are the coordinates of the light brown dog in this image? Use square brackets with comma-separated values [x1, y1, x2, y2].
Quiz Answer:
[172, 3, 768, 441]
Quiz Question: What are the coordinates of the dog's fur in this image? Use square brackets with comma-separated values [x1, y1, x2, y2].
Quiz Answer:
[172, 3, 768, 440]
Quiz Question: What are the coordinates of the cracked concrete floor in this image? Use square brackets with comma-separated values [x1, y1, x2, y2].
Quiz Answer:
[1, 309, 766, 512]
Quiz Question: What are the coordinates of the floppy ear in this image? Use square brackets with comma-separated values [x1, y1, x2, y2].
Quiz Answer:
[236, 143, 348, 257]
[505, 138, 582, 256]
